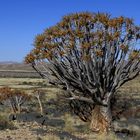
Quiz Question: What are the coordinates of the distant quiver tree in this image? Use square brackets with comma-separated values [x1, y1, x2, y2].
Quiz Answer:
[25, 12, 140, 132]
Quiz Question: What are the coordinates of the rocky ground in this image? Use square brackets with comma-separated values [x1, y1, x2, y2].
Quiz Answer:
[0, 99, 139, 140]
[0, 120, 87, 140]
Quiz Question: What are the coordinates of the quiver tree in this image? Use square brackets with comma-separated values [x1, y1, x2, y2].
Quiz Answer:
[0, 87, 30, 114]
[25, 12, 140, 132]
[33, 89, 46, 116]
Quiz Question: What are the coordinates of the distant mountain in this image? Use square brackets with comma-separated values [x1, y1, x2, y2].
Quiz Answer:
[0, 62, 34, 71]
[0, 61, 44, 78]
[0, 61, 20, 64]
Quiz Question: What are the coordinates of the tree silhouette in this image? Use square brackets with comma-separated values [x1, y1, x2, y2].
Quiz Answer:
[25, 12, 140, 132]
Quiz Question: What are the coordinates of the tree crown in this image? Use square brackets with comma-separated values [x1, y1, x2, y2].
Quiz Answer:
[25, 12, 140, 64]
[25, 12, 140, 106]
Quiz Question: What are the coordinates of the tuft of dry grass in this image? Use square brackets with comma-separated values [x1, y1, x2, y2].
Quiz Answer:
[42, 135, 60, 140]
[63, 113, 76, 133]
[95, 132, 121, 140]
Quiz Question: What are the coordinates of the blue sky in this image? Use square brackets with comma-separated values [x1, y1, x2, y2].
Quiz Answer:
[0, 0, 140, 62]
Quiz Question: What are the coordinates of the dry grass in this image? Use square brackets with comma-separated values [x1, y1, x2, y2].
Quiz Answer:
[41, 135, 60, 140]
[120, 76, 140, 92]
[63, 113, 76, 133]
[0, 78, 44, 89]
[96, 132, 121, 140]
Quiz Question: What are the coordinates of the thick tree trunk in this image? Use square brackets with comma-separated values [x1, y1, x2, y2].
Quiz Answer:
[9, 100, 17, 113]
[90, 102, 112, 133]
[17, 104, 21, 113]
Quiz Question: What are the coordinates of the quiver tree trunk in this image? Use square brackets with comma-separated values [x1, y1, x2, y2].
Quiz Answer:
[90, 104, 112, 133]
[69, 97, 112, 133]
[17, 103, 21, 114]
[37, 96, 44, 116]
[9, 100, 18, 114]
[33, 89, 46, 116]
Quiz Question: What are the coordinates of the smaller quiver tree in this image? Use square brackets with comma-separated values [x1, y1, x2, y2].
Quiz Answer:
[0, 87, 30, 114]
[33, 89, 46, 116]
[12, 89, 31, 113]
[25, 12, 140, 132]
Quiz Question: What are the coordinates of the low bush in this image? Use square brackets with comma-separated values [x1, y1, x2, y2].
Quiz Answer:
[0, 115, 15, 130]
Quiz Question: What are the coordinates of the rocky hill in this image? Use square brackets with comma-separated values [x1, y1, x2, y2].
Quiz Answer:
[0, 62, 41, 78]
